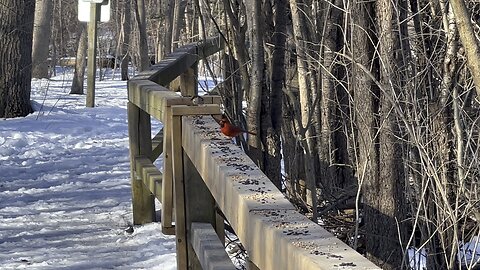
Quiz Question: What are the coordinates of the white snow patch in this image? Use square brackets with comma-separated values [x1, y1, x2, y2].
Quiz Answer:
[0, 69, 176, 269]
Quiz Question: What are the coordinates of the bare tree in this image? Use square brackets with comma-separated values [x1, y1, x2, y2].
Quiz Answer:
[32, 0, 53, 79]
[288, 0, 319, 222]
[245, 0, 264, 166]
[70, 24, 88, 95]
[133, 0, 150, 71]
[121, 0, 131, 80]
[265, 0, 287, 189]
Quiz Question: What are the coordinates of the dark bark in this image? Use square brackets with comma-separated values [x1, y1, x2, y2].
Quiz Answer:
[133, 0, 150, 72]
[0, 0, 35, 118]
[361, 0, 408, 268]
[264, 0, 288, 189]
[223, 0, 249, 100]
[319, 0, 351, 199]
[245, 0, 264, 167]
[121, 0, 131, 80]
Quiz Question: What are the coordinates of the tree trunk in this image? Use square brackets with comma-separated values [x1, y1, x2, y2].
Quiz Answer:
[245, 0, 264, 167]
[265, 0, 287, 189]
[162, 0, 175, 57]
[449, 0, 480, 98]
[362, 0, 407, 268]
[32, 0, 53, 79]
[223, 0, 249, 100]
[70, 24, 87, 95]
[172, 0, 185, 49]
[288, 0, 318, 222]
[282, 88, 307, 207]
[427, 7, 459, 269]
[133, 0, 150, 71]
[0, 0, 35, 118]
[319, 0, 347, 198]
[350, 0, 378, 251]
[121, 0, 131, 80]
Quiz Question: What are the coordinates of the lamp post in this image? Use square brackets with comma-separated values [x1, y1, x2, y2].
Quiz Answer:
[86, 2, 100, 108]
[78, 0, 110, 108]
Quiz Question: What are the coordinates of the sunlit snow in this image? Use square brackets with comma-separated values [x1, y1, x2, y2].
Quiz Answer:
[0, 69, 176, 269]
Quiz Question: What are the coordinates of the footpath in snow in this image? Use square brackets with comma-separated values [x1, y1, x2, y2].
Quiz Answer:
[0, 71, 176, 269]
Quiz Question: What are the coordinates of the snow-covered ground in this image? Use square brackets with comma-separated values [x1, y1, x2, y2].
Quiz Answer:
[0, 70, 176, 269]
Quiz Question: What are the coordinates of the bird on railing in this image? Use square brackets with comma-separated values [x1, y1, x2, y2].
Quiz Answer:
[216, 115, 256, 138]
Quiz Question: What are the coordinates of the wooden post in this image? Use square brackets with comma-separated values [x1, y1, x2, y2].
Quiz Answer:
[171, 108, 219, 270]
[161, 108, 175, 235]
[86, 3, 100, 108]
[128, 102, 155, 225]
[171, 112, 188, 270]
[179, 66, 197, 97]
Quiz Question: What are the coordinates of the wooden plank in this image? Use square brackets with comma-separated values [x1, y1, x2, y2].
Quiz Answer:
[161, 107, 175, 234]
[135, 156, 163, 201]
[165, 96, 222, 106]
[196, 36, 224, 59]
[127, 102, 155, 225]
[149, 49, 199, 86]
[191, 223, 236, 270]
[128, 79, 177, 121]
[128, 78, 222, 122]
[171, 113, 188, 270]
[151, 128, 164, 161]
[147, 37, 224, 86]
[182, 115, 381, 270]
[184, 152, 216, 269]
[171, 104, 221, 116]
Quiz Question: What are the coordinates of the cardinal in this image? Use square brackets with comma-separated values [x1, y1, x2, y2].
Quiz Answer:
[218, 115, 256, 138]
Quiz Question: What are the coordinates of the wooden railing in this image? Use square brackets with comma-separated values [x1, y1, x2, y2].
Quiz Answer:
[127, 37, 380, 270]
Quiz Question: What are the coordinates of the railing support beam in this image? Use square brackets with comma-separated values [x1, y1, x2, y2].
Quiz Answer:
[162, 107, 175, 234]
[191, 222, 236, 270]
[151, 128, 164, 161]
[128, 102, 156, 225]
[170, 103, 222, 270]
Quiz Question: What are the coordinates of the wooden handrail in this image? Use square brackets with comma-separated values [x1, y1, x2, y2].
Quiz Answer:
[127, 37, 380, 270]
[181, 115, 380, 270]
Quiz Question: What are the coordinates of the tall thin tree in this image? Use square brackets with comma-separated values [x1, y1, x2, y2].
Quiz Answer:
[133, 0, 150, 71]
[70, 24, 88, 95]
[32, 0, 53, 79]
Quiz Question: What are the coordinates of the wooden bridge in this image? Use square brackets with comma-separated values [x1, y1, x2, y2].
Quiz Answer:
[127, 37, 380, 270]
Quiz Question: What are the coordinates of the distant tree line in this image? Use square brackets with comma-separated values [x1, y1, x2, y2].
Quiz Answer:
[1, 0, 479, 269]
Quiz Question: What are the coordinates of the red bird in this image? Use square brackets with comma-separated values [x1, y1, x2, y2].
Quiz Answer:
[219, 116, 256, 138]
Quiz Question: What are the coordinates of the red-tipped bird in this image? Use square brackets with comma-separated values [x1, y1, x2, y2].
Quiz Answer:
[219, 116, 256, 137]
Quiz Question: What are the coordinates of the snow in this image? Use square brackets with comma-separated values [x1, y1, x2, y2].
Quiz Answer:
[408, 248, 426, 270]
[0, 70, 176, 269]
[459, 236, 480, 269]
